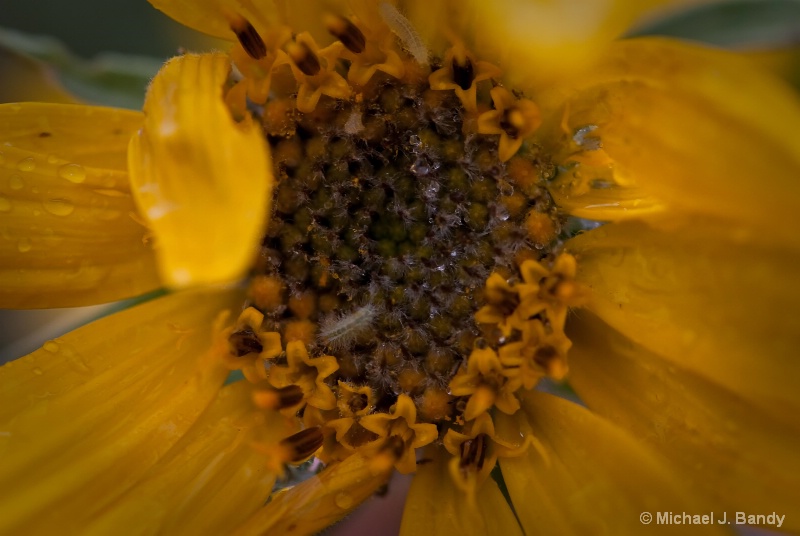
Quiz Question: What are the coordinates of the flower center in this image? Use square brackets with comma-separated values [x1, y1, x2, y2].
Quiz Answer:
[256, 72, 556, 412]
[215, 7, 586, 484]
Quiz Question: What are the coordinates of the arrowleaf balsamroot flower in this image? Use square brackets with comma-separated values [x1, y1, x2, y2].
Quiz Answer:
[1, 0, 799, 534]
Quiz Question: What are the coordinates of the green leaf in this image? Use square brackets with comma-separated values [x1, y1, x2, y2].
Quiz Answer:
[0, 27, 163, 109]
[628, 0, 800, 49]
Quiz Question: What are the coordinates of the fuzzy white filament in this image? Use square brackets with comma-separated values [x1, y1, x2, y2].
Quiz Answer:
[319, 304, 377, 348]
[378, 2, 429, 66]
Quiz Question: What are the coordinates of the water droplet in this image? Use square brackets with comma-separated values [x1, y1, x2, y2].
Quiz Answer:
[17, 157, 35, 172]
[334, 492, 354, 510]
[58, 163, 86, 183]
[43, 198, 75, 217]
[9, 175, 23, 190]
[43, 341, 60, 353]
[47, 154, 60, 164]
[62, 346, 91, 373]
[18, 238, 32, 252]
[0, 196, 10, 212]
[32, 368, 43, 376]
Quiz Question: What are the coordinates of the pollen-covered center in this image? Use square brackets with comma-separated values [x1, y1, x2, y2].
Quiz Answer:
[255, 73, 555, 410]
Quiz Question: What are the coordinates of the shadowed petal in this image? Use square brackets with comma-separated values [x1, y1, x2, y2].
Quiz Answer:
[498, 391, 726, 535]
[0, 287, 241, 534]
[85, 382, 288, 535]
[568, 311, 800, 531]
[568, 219, 800, 420]
[400, 446, 522, 536]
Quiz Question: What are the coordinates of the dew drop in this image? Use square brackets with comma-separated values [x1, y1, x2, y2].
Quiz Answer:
[43, 198, 75, 217]
[18, 238, 32, 252]
[0, 196, 11, 212]
[43, 341, 60, 353]
[58, 163, 86, 183]
[17, 157, 35, 172]
[334, 492, 354, 510]
[32, 367, 43, 376]
[9, 175, 24, 190]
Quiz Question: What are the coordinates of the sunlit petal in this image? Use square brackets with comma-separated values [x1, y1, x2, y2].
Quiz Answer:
[128, 53, 272, 287]
[0, 103, 160, 307]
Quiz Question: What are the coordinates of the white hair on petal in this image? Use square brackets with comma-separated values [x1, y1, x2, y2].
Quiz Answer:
[378, 2, 429, 66]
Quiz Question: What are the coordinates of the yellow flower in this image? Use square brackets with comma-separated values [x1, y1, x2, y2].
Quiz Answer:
[2, 1, 800, 534]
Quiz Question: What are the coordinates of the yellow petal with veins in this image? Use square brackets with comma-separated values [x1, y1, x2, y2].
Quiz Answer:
[232, 453, 391, 535]
[128, 53, 272, 287]
[84, 382, 284, 535]
[148, 0, 346, 45]
[568, 219, 800, 420]
[412, 0, 689, 87]
[0, 287, 241, 534]
[497, 391, 725, 535]
[567, 312, 800, 532]
[399, 446, 522, 536]
[0, 103, 161, 308]
[542, 38, 800, 243]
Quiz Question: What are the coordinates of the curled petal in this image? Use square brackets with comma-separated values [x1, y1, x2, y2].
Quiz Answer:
[129, 53, 272, 287]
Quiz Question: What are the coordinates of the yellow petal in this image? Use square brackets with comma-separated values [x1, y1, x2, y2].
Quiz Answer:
[410, 0, 677, 88]
[148, 0, 344, 44]
[497, 391, 726, 535]
[568, 219, 800, 420]
[543, 38, 800, 242]
[0, 103, 161, 308]
[567, 311, 800, 531]
[128, 53, 272, 287]
[232, 453, 391, 535]
[84, 381, 280, 535]
[399, 446, 522, 536]
[0, 287, 241, 534]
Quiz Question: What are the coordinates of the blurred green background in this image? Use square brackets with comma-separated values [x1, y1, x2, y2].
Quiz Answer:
[2, 0, 212, 58]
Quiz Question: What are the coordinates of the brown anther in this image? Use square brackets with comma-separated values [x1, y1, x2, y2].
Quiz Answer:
[229, 327, 263, 357]
[349, 393, 369, 413]
[534, 345, 559, 369]
[325, 14, 366, 54]
[500, 110, 521, 139]
[231, 19, 267, 60]
[383, 435, 407, 460]
[280, 426, 324, 462]
[451, 56, 475, 91]
[287, 40, 321, 76]
[459, 433, 488, 471]
[254, 385, 305, 410]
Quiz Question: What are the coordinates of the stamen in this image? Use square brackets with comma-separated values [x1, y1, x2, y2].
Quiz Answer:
[253, 385, 306, 411]
[229, 327, 263, 357]
[280, 426, 324, 463]
[231, 18, 267, 60]
[459, 433, 488, 471]
[325, 14, 366, 54]
[452, 56, 474, 91]
[287, 40, 321, 76]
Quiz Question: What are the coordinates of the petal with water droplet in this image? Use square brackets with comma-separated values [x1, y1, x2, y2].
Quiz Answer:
[0, 103, 161, 308]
